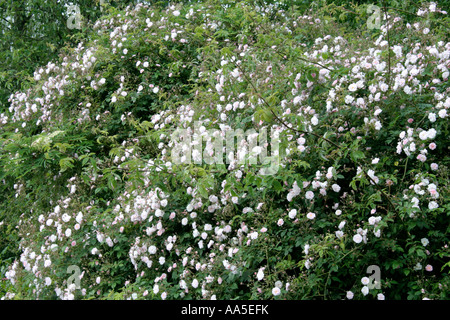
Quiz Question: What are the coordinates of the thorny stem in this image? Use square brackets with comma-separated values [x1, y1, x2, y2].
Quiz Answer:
[232, 60, 340, 148]
[120, 48, 399, 215]
[385, 6, 450, 30]
[363, 170, 396, 212]
[231, 56, 398, 213]
[382, 0, 391, 86]
[323, 247, 359, 299]
[402, 157, 409, 182]
[248, 14, 334, 72]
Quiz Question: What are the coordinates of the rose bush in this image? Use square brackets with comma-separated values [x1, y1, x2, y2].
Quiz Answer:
[0, 0, 449, 300]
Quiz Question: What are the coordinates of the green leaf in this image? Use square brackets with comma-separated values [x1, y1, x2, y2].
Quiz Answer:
[350, 150, 365, 162]
[272, 179, 282, 192]
[59, 157, 74, 172]
[198, 185, 208, 198]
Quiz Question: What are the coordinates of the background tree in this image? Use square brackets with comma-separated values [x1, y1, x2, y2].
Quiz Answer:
[0, 0, 145, 111]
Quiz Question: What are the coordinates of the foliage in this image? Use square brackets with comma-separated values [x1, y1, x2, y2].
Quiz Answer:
[0, 0, 449, 300]
[0, 0, 149, 111]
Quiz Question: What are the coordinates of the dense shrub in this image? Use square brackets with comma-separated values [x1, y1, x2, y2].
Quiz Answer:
[0, 0, 449, 300]
[0, 0, 145, 111]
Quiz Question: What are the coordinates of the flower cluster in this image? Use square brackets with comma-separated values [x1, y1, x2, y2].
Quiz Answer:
[1, 1, 448, 301]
